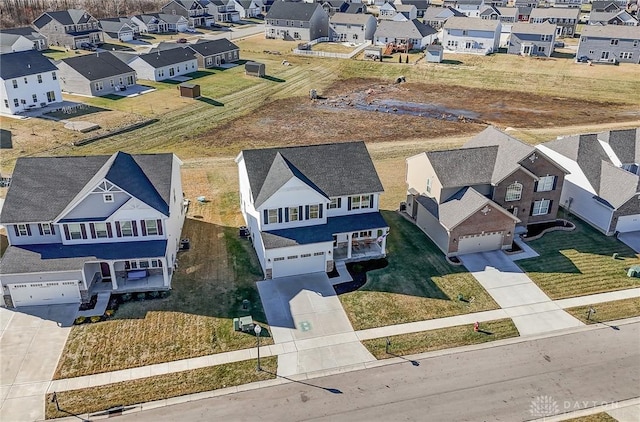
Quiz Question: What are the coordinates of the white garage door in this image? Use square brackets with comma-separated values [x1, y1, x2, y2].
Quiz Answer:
[457, 231, 504, 255]
[272, 252, 326, 279]
[177, 23, 189, 32]
[9, 281, 81, 307]
[120, 32, 134, 42]
[616, 215, 640, 233]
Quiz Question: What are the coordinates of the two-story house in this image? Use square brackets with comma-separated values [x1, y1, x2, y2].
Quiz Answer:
[507, 22, 556, 57]
[131, 13, 190, 33]
[265, 1, 329, 41]
[0, 27, 48, 53]
[398, 0, 430, 18]
[443, 16, 501, 54]
[56, 52, 137, 97]
[0, 152, 186, 308]
[330, 13, 378, 41]
[32, 9, 103, 49]
[161, 0, 215, 27]
[228, 0, 263, 18]
[529, 7, 579, 38]
[576, 25, 640, 64]
[423, 6, 466, 30]
[236, 142, 389, 279]
[0, 50, 62, 115]
[123, 48, 198, 81]
[479, 5, 517, 45]
[589, 10, 639, 26]
[404, 127, 568, 257]
[538, 128, 640, 235]
[374, 19, 437, 49]
[207, 0, 241, 23]
[452, 0, 486, 17]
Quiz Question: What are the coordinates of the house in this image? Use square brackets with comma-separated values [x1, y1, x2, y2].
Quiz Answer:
[393, 4, 419, 21]
[236, 141, 389, 279]
[507, 22, 556, 57]
[0, 50, 62, 115]
[321, 0, 350, 16]
[99, 19, 136, 42]
[529, 7, 579, 38]
[398, 0, 430, 18]
[404, 127, 568, 257]
[547, 0, 583, 8]
[479, 5, 517, 45]
[538, 128, 640, 235]
[207, 0, 241, 22]
[265, 1, 329, 41]
[56, 52, 137, 97]
[329, 13, 378, 42]
[344, 2, 368, 14]
[423, 6, 466, 30]
[32, 9, 103, 49]
[576, 25, 640, 64]
[591, 1, 624, 13]
[453, 0, 486, 17]
[589, 10, 639, 26]
[187, 38, 240, 68]
[379, 2, 400, 19]
[0, 152, 186, 308]
[131, 13, 190, 33]
[229, 0, 263, 18]
[125, 48, 198, 81]
[161, 0, 215, 27]
[443, 16, 501, 54]
[374, 19, 437, 49]
[0, 27, 48, 53]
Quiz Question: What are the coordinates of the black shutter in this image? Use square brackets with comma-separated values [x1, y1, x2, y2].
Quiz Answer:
[26, 224, 32, 236]
[547, 200, 553, 215]
[319, 204, 323, 219]
[132, 221, 138, 236]
[157, 219, 163, 235]
[552, 176, 557, 190]
[369, 195, 374, 209]
[141, 220, 147, 236]
[299, 206, 303, 219]
[347, 197, 352, 210]
[529, 203, 534, 216]
[38, 224, 43, 235]
[278, 208, 282, 223]
[337, 198, 342, 208]
[51, 224, 56, 235]
[284, 207, 289, 222]
[106, 223, 112, 238]
[116, 221, 122, 237]
[90, 223, 96, 238]
[533, 181, 538, 192]
[263, 209, 268, 224]
[80, 224, 87, 239]
[305, 205, 310, 220]
[13, 225, 20, 237]
[64, 224, 70, 240]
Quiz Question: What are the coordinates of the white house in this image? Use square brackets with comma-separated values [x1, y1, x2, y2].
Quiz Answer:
[443, 16, 501, 54]
[125, 48, 198, 81]
[0, 50, 62, 115]
[374, 19, 438, 49]
[0, 27, 48, 53]
[538, 128, 640, 235]
[0, 152, 187, 308]
[228, 0, 262, 18]
[236, 141, 389, 279]
[329, 13, 377, 42]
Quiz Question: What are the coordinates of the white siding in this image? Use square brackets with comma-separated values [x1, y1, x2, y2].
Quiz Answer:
[1, 69, 62, 115]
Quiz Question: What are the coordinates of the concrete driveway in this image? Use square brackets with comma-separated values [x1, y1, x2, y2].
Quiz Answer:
[257, 273, 375, 377]
[0, 305, 76, 422]
[461, 251, 582, 336]
[618, 231, 640, 253]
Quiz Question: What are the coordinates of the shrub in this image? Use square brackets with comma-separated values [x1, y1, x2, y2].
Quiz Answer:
[74, 317, 86, 325]
[135, 292, 146, 301]
[148, 291, 160, 299]
[90, 316, 102, 323]
[121, 293, 132, 302]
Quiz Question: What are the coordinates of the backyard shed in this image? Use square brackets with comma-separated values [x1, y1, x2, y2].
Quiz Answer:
[364, 46, 382, 61]
[178, 82, 201, 98]
[245, 61, 265, 77]
[425, 45, 443, 63]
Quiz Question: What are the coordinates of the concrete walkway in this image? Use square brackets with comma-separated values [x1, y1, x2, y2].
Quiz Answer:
[461, 251, 583, 335]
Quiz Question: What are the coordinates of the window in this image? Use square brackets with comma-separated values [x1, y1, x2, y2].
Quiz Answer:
[158, 69, 165, 77]
[539, 46, 545, 53]
[12, 80, 17, 88]
[68, 223, 83, 239]
[41, 223, 52, 235]
[505, 182, 523, 201]
[610, 39, 619, 45]
[313, 251, 325, 256]
[351, 195, 362, 209]
[293, 32, 300, 39]
[110, 79, 115, 87]
[139, 260, 150, 268]
[37, 74, 42, 83]
[121, 221, 133, 237]
[268, 209, 278, 224]
[46, 91, 56, 102]
[52, 71, 57, 80]
[426, 178, 432, 193]
[536, 175, 555, 192]
[309, 204, 319, 218]
[23, 77, 28, 84]
[103, 193, 114, 202]
[532, 199, 550, 216]
[288, 206, 299, 221]
[13, 98, 19, 107]
[32, 94, 38, 103]
[3, 99, 8, 108]
[329, 198, 339, 209]
[95, 81, 103, 91]
[17, 224, 29, 236]
[145, 219, 159, 235]
[126, 75, 134, 85]
[620, 52, 633, 59]
[350, 195, 372, 210]
[360, 195, 371, 209]
[273, 257, 285, 261]
[94, 222, 108, 238]
[301, 253, 311, 258]
[169, 67, 175, 76]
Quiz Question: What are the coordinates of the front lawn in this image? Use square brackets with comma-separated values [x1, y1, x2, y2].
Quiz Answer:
[517, 219, 640, 300]
[339, 212, 499, 330]
[565, 297, 640, 324]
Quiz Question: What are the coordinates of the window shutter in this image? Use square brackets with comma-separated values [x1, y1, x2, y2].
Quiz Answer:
[305, 205, 310, 220]
[90, 223, 96, 238]
[13, 225, 20, 237]
[552, 176, 557, 190]
[278, 208, 283, 223]
[132, 221, 138, 236]
[263, 209, 268, 224]
[116, 221, 122, 237]
[337, 198, 342, 208]
[369, 195, 374, 209]
[26, 224, 32, 236]
[319, 204, 323, 218]
[284, 207, 289, 222]
[547, 200, 553, 214]
[533, 181, 538, 192]
[529, 203, 534, 216]
[157, 219, 163, 235]
[347, 197, 352, 210]
[299, 206, 303, 218]
[38, 224, 43, 236]
[64, 224, 70, 240]
[141, 220, 147, 236]
[106, 223, 112, 238]
[80, 224, 87, 239]
[51, 224, 56, 235]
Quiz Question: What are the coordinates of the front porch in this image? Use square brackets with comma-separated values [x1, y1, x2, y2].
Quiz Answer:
[334, 239, 385, 262]
[88, 269, 167, 296]
[84, 257, 170, 299]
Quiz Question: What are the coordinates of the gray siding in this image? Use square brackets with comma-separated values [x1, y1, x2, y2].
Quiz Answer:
[415, 202, 450, 253]
[57, 62, 136, 96]
[63, 191, 130, 221]
[508, 33, 554, 57]
[7, 223, 63, 245]
[577, 35, 640, 64]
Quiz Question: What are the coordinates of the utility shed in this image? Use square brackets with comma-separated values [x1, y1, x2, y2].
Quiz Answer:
[364, 46, 382, 60]
[178, 82, 201, 98]
[425, 44, 443, 63]
[245, 61, 265, 77]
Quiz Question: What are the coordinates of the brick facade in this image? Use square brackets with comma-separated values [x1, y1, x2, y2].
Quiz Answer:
[448, 204, 517, 254]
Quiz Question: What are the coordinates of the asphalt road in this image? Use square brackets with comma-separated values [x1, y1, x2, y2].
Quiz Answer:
[120, 323, 640, 422]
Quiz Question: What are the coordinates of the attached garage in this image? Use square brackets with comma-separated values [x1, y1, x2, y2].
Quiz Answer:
[271, 252, 326, 279]
[457, 231, 504, 255]
[9, 281, 81, 307]
[616, 215, 640, 233]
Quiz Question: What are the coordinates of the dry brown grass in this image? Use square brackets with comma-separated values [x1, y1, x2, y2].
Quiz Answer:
[565, 297, 640, 325]
[312, 42, 359, 54]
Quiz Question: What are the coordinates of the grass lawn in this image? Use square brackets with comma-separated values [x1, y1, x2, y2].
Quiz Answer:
[517, 219, 640, 300]
[312, 42, 358, 54]
[564, 413, 617, 422]
[45, 357, 276, 419]
[339, 212, 499, 330]
[363, 319, 519, 359]
[565, 297, 640, 324]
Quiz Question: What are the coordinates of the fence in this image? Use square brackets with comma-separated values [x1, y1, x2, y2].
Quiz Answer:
[293, 38, 372, 59]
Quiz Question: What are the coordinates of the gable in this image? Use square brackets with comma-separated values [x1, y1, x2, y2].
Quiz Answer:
[57, 180, 132, 222]
[259, 177, 329, 210]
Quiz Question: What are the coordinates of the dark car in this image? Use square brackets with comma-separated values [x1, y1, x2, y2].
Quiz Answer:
[177, 38, 188, 43]
[80, 42, 97, 51]
[577, 55, 589, 63]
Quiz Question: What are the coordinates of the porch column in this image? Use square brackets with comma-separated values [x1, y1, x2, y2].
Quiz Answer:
[380, 229, 388, 254]
[162, 259, 169, 287]
[109, 261, 118, 290]
[347, 232, 353, 259]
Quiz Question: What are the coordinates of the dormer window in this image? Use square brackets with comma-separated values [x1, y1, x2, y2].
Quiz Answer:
[103, 193, 114, 203]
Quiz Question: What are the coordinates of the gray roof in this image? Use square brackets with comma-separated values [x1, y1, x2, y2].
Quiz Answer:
[597, 161, 639, 209]
[240, 141, 384, 208]
[0, 152, 174, 224]
[510, 22, 556, 36]
[330, 12, 374, 25]
[261, 212, 388, 249]
[592, 1, 622, 11]
[60, 52, 135, 81]
[580, 24, 640, 40]
[345, 3, 366, 14]
[99, 19, 134, 33]
[0, 26, 47, 41]
[0, 50, 58, 79]
[375, 19, 437, 39]
[41, 9, 95, 25]
[444, 16, 499, 31]
[147, 13, 189, 24]
[266, 1, 324, 20]
[426, 146, 498, 188]
[600, 128, 639, 165]
[0, 241, 167, 275]
[423, 6, 465, 21]
[400, 0, 430, 10]
[590, 10, 637, 24]
[189, 38, 239, 56]
[529, 7, 580, 19]
[135, 48, 197, 68]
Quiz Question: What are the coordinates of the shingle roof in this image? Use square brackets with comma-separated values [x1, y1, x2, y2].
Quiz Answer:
[444, 16, 499, 31]
[423, 6, 465, 20]
[580, 24, 640, 40]
[45, 9, 95, 25]
[135, 48, 197, 68]
[375, 19, 437, 38]
[0, 26, 47, 41]
[241, 141, 384, 208]
[189, 38, 239, 56]
[344, 3, 366, 13]
[330, 12, 373, 25]
[426, 146, 498, 188]
[401, 0, 430, 10]
[0, 152, 174, 224]
[529, 7, 580, 19]
[0, 50, 58, 79]
[60, 52, 135, 81]
[600, 128, 639, 165]
[510, 22, 556, 36]
[266, 1, 324, 20]
[99, 19, 134, 33]
[597, 161, 639, 209]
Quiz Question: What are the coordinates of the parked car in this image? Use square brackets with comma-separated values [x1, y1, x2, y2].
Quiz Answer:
[577, 55, 589, 63]
[177, 38, 188, 43]
[554, 41, 564, 48]
[80, 42, 97, 51]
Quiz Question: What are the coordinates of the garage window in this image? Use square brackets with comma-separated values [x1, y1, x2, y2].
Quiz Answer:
[301, 253, 311, 257]
[314, 251, 325, 256]
[273, 257, 285, 261]
[532, 199, 551, 216]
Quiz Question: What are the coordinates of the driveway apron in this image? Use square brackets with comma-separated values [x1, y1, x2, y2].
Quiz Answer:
[461, 251, 583, 336]
[257, 272, 375, 377]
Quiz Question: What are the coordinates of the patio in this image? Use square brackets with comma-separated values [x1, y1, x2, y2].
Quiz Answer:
[88, 272, 167, 295]
[334, 240, 384, 262]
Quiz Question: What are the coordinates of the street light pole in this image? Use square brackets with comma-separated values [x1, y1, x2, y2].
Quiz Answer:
[254, 324, 262, 371]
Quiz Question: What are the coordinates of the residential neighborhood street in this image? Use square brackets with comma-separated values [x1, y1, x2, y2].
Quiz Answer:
[116, 320, 640, 422]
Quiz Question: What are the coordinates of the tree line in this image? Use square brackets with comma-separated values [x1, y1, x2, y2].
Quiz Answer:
[0, 0, 167, 29]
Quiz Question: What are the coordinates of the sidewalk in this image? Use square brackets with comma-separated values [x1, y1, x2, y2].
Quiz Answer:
[47, 286, 640, 394]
